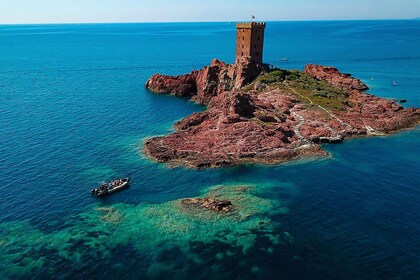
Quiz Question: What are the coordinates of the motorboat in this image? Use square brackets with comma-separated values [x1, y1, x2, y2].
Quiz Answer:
[91, 178, 130, 197]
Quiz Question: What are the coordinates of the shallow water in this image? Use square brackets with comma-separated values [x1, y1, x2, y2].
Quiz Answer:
[0, 21, 419, 279]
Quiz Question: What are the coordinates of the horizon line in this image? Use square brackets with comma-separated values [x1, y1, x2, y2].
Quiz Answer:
[0, 17, 417, 26]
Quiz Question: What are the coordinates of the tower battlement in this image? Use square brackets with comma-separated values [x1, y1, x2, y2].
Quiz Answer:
[235, 22, 266, 65]
[236, 22, 266, 29]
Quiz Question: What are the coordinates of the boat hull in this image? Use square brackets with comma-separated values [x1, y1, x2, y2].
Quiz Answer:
[91, 178, 130, 197]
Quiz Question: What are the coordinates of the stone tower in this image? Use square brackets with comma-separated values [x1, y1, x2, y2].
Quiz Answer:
[236, 22, 266, 65]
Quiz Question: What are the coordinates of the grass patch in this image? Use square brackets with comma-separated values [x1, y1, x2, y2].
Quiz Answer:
[254, 68, 349, 111]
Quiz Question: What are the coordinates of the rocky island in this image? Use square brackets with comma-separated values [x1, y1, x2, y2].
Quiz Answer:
[143, 22, 419, 168]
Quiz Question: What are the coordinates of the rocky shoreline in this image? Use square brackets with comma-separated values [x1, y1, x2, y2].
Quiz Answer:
[144, 59, 419, 168]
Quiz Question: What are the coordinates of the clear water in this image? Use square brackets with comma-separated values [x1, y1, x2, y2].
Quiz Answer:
[0, 21, 419, 279]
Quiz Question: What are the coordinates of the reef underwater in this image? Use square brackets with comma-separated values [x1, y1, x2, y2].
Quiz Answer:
[0, 183, 295, 279]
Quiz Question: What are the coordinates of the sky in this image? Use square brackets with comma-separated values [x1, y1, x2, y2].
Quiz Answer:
[0, 0, 419, 24]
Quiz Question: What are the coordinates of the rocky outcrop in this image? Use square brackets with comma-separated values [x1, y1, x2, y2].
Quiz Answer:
[235, 56, 269, 88]
[304, 64, 369, 91]
[145, 58, 267, 105]
[304, 64, 419, 134]
[145, 72, 198, 97]
[144, 60, 419, 168]
[180, 197, 235, 214]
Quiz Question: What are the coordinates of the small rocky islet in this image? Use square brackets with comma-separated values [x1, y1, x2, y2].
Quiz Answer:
[144, 58, 419, 168]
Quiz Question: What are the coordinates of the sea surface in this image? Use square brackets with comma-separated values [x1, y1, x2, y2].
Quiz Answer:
[0, 20, 419, 279]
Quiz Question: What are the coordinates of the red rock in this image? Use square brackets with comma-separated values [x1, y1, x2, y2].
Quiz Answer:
[234, 56, 269, 88]
[145, 72, 198, 97]
[304, 64, 369, 91]
[143, 61, 420, 168]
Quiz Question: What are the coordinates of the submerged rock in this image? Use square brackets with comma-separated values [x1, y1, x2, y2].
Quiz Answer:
[180, 197, 235, 214]
[96, 207, 123, 224]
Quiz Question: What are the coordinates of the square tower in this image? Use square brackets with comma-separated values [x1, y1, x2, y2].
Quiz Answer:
[236, 22, 266, 65]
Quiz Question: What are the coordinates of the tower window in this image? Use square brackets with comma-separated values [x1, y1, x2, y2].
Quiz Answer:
[242, 44, 244, 48]
[254, 44, 257, 49]
[241, 52, 243, 56]
[258, 36, 260, 40]
[256, 52, 259, 57]
[242, 36, 244, 40]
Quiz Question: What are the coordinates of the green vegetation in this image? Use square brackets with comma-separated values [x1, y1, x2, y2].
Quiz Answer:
[254, 68, 349, 111]
[258, 69, 288, 84]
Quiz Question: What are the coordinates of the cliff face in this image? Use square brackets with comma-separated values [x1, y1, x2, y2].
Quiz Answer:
[145, 57, 268, 105]
[145, 72, 198, 97]
[144, 60, 419, 168]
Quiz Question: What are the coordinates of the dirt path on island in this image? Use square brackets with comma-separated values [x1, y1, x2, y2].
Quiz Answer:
[290, 110, 305, 140]
[286, 86, 354, 138]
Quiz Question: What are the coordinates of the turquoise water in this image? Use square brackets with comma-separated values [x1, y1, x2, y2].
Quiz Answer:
[0, 21, 419, 279]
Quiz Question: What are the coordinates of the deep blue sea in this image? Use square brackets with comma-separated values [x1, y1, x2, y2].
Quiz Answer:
[0, 21, 419, 279]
